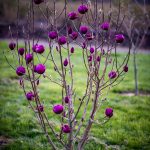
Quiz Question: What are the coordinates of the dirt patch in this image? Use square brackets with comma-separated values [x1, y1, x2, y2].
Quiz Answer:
[0, 136, 13, 147]
[119, 91, 150, 97]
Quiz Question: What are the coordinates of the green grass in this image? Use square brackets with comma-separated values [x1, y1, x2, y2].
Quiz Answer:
[0, 41, 150, 150]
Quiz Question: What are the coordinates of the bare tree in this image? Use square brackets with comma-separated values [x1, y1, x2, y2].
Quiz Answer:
[115, 0, 150, 95]
[5, 0, 130, 149]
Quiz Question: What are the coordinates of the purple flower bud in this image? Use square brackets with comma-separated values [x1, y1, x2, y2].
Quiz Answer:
[78, 5, 88, 14]
[101, 49, 105, 55]
[105, 108, 113, 118]
[16, 66, 26, 76]
[26, 92, 34, 101]
[68, 26, 73, 34]
[62, 124, 71, 133]
[68, 12, 78, 20]
[123, 65, 128, 72]
[37, 80, 39, 85]
[101, 22, 109, 30]
[70, 47, 74, 53]
[9, 42, 16, 50]
[82, 42, 86, 49]
[88, 55, 92, 62]
[25, 53, 33, 64]
[32, 44, 38, 52]
[36, 64, 46, 74]
[97, 56, 101, 62]
[70, 32, 78, 40]
[64, 96, 70, 103]
[90, 47, 94, 54]
[18, 48, 25, 56]
[48, 31, 58, 39]
[36, 45, 45, 54]
[108, 71, 117, 79]
[58, 36, 67, 45]
[36, 105, 44, 112]
[63, 58, 68, 67]
[115, 34, 125, 43]
[34, 65, 37, 73]
[34, 0, 44, 4]
[86, 32, 94, 41]
[53, 104, 64, 114]
[79, 26, 88, 34]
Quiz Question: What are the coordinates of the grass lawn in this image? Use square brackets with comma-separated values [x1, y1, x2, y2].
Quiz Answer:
[0, 41, 150, 150]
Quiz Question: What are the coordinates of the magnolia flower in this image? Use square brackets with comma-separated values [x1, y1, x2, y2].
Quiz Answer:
[78, 5, 88, 14]
[62, 124, 71, 133]
[68, 12, 78, 20]
[123, 65, 128, 72]
[108, 71, 117, 79]
[25, 53, 33, 64]
[105, 108, 113, 118]
[35, 64, 46, 74]
[101, 22, 109, 30]
[63, 58, 69, 67]
[58, 36, 67, 45]
[34, 0, 44, 5]
[80, 26, 89, 34]
[53, 104, 64, 114]
[26, 92, 34, 101]
[16, 66, 26, 76]
[48, 31, 58, 39]
[9, 42, 16, 50]
[18, 48, 25, 56]
[36, 45, 45, 54]
[115, 34, 125, 43]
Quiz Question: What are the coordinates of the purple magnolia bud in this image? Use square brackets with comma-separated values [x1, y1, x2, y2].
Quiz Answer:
[78, 5, 88, 14]
[68, 26, 73, 34]
[9, 42, 16, 50]
[32, 44, 38, 52]
[37, 80, 39, 85]
[26, 92, 34, 101]
[108, 71, 117, 79]
[105, 108, 113, 118]
[64, 96, 70, 103]
[101, 22, 109, 30]
[101, 49, 105, 55]
[62, 124, 71, 133]
[36, 105, 44, 112]
[18, 48, 25, 56]
[90, 47, 94, 54]
[97, 56, 101, 62]
[63, 58, 68, 67]
[88, 55, 92, 62]
[48, 31, 58, 39]
[36, 64, 46, 74]
[16, 66, 26, 76]
[70, 32, 78, 40]
[53, 104, 64, 114]
[86, 32, 94, 41]
[123, 65, 128, 72]
[79, 26, 88, 34]
[70, 47, 74, 53]
[25, 53, 33, 64]
[36, 45, 45, 54]
[34, 65, 37, 73]
[34, 0, 44, 4]
[115, 34, 125, 43]
[58, 36, 67, 45]
[82, 42, 86, 49]
[68, 12, 78, 20]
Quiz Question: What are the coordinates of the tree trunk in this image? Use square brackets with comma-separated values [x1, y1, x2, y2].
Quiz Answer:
[133, 47, 139, 95]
